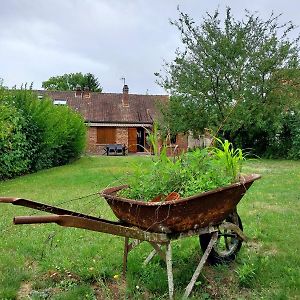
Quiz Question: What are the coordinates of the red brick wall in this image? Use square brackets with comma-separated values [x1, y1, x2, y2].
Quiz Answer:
[86, 126, 129, 154]
[86, 127, 188, 155]
[116, 128, 128, 147]
[176, 133, 188, 153]
[86, 127, 96, 153]
[86, 127, 106, 154]
[162, 133, 188, 156]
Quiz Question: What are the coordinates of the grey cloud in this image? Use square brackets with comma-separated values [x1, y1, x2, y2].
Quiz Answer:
[1, 0, 300, 94]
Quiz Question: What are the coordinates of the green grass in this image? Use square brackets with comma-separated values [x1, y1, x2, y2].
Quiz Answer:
[0, 156, 300, 299]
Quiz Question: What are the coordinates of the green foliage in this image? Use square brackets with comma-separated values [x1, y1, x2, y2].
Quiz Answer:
[0, 101, 30, 178]
[211, 138, 244, 181]
[266, 110, 300, 159]
[119, 129, 243, 201]
[236, 255, 267, 288]
[42, 72, 102, 92]
[287, 112, 300, 159]
[156, 7, 300, 158]
[0, 87, 86, 179]
[236, 261, 257, 288]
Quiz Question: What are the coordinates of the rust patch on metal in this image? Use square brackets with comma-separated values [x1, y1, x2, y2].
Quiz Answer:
[101, 174, 261, 233]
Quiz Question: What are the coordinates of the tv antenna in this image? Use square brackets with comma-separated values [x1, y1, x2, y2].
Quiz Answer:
[121, 77, 126, 85]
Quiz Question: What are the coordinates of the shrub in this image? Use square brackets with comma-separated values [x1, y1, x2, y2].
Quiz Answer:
[282, 112, 300, 159]
[0, 87, 86, 179]
[0, 103, 30, 179]
[266, 111, 300, 159]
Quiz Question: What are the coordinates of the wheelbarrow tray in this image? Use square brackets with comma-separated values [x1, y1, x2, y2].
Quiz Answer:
[101, 174, 261, 233]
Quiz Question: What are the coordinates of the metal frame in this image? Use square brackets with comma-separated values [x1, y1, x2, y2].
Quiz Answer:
[122, 230, 221, 300]
[121, 222, 246, 300]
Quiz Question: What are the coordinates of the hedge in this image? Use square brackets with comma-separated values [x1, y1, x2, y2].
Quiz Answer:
[0, 87, 86, 180]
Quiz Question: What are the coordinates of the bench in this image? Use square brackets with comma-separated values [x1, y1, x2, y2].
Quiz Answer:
[105, 144, 127, 156]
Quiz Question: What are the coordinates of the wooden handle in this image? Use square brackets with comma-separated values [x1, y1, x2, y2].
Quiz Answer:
[0, 197, 18, 203]
[14, 215, 61, 225]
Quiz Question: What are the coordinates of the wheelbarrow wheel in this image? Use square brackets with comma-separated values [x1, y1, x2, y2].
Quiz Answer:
[199, 212, 243, 265]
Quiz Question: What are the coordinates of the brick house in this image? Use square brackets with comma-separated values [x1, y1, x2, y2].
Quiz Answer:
[37, 85, 188, 154]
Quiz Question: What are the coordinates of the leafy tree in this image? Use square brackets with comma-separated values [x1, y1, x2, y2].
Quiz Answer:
[42, 72, 102, 92]
[156, 8, 300, 156]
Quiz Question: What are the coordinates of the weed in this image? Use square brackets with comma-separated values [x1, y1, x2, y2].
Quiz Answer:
[211, 138, 245, 182]
[235, 255, 268, 288]
[236, 261, 257, 287]
[119, 132, 244, 201]
[51, 284, 95, 300]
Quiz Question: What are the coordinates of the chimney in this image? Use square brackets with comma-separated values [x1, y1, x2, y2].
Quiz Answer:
[75, 84, 82, 97]
[83, 86, 90, 98]
[122, 84, 129, 107]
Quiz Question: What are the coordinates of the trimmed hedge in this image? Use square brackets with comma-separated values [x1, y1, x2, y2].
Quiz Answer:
[0, 87, 86, 180]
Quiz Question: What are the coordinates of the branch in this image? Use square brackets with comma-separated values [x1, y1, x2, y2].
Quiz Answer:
[211, 75, 225, 119]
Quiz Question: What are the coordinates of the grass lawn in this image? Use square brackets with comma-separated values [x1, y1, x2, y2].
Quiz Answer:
[0, 156, 299, 299]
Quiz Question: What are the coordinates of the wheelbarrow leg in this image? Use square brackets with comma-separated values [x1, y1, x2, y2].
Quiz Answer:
[144, 242, 173, 299]
[143, 248, 157, 265]
[183, 231, 218, 299]
[165, 242, 174, 300]
[123, 237, 130, 277]
[123, 238, 143, 277]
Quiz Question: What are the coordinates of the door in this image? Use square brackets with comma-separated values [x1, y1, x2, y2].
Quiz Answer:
[137, 127, 145, 152]
[128, 128, 137, 153]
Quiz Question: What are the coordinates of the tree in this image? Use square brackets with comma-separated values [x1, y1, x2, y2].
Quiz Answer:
[156, 8, 300, 156]
[42, 72, 102, 92]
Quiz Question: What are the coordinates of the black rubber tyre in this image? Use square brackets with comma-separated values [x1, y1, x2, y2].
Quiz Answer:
[199, 212, 243, 265]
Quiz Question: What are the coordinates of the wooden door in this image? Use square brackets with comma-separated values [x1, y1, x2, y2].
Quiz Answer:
[128, 128, 137, 153]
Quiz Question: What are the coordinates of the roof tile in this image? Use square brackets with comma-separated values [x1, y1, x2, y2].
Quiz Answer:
[37, 90, 168, 124]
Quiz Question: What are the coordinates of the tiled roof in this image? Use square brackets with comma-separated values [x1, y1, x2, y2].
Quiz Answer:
[37, 90, 168, 124]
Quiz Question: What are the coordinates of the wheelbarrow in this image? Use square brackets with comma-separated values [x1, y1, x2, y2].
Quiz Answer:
[0, 173, 261, 299]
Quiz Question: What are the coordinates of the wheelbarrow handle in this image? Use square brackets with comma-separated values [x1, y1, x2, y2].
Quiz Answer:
[0, 197, 20, 203]
[14, 215, 61, 225]
[13, 214, 170, 243]
[0, 197, 121, 226]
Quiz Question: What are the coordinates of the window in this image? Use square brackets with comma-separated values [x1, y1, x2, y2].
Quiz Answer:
[53, 99, 67, 105]
[97, 127, 116, 144]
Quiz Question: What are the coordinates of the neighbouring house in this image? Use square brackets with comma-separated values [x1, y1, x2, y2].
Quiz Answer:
[37, 85, 188, 154]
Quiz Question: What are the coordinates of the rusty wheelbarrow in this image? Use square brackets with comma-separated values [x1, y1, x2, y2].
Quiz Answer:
[0, 173, 260, 299]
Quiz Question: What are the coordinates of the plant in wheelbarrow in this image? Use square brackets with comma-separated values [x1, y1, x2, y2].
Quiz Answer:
[102, 128, 261, 265]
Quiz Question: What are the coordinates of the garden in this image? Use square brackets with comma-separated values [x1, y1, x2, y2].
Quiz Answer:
[1, 6, 300, 300]
[0, 156, 299, 299]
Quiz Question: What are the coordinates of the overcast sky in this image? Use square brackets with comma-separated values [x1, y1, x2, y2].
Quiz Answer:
[1, 0, 300, 95]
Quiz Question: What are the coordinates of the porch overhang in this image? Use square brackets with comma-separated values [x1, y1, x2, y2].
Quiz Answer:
[86, 122, 153, 128]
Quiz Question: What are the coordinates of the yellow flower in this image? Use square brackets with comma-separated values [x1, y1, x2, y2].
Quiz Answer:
[113, 274, 119, 279]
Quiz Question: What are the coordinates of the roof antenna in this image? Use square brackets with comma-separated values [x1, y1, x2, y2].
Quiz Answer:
[120, 77, 126, 86]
